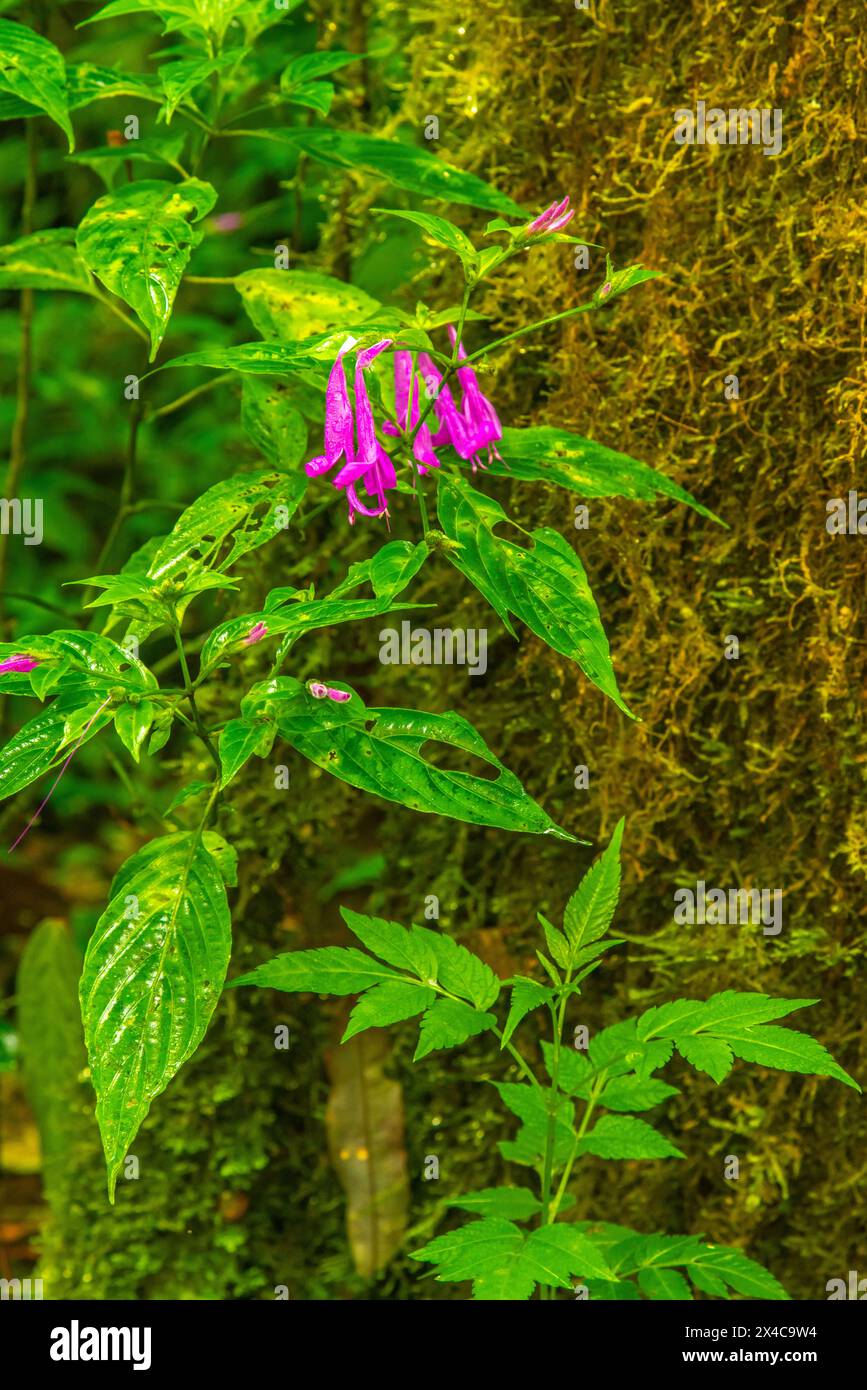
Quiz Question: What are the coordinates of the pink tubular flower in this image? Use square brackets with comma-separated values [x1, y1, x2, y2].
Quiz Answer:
[416, 330, 503, 473]
[305, 337, 396, 524]
[0, 654, 39, 674]
[383, 351, 441, 474]
[308, 681, 351, 703]
[522, 195, 575, 238]
[242, 621, 268, 646]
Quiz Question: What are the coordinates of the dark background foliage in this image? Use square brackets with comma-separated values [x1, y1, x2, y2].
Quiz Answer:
[1, 0, 864, 1299]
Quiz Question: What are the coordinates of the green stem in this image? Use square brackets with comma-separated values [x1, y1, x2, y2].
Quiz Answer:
[148, 372, 234, 420]
[462, 300, 596, 367]
[173, 625, 220, 771]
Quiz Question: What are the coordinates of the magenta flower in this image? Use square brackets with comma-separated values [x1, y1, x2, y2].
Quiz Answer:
[522, 195, 575, 238]
[242, 621, 268, 646]
[417, 329, 503, 473]
[305, 337, 397, 524]
[383, 351, 441, 474]
[0, 654, 39, 674]
[308, 681, 351, 702]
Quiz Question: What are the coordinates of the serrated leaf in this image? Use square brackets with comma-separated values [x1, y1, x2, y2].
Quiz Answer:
[490, 426, 721, 523]
[446, 1186, 542, 1221]
[0, 19, 73, 149]
[425, 932, 500, 1009]
[231, 945, 401, 995]
[723, 1026, 859, 1091]
[496, 1081, 576, 1167]
[414, 998, 495, 1061]
[636, 990, 818, 1040]
[340, 907, 438, 982]
[342, 980, 435, 1042]
[687, 1246, 789, 1300]
[538, 911, 571, 969]
[76, 178, 216, 359]
[599, 1074, 679, 1112]
[80, 832, 232, 1199]
[411, 1217, 612, 1299]
[563, 818, 623, 952]
[281, 50, 362, 88]
[577, 1114, 684, 1161]
[675, 1035, 733, 1084]
[638, 1267, 693, 1299]
[437, 474, 631, 716]
[541, 1040, 592, 1098]
[501, 978, 553, 1047]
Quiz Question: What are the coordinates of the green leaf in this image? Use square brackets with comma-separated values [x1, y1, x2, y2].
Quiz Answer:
[236, 268, 381, 341]
[563, 818, 624, 952]
[414, 998, 496, 1061]
[157, 340, 331, 376]
[496, 1082, 576, 1167]
[638, 1268, 693, 1299]
[281, 50, 362, 87]
[0, 228, 95, 293]
[329, 538, 428, 601]
[231, 945, 401, 995]
[114, 699, 156, 763]
[599, 1074, 679, 1112]
[446, 1186, 542, 1221]
[76, 178, 217, 359]
[425, 932, 500, 1010]
[0, 19, 74, 150]
[241, 376, 307, 468]
[17, 919, 87, 1190]
[201, 591, 423, 671]
[147, 470, 306, 589]
[218, 716, 272, 788]
[340, 907, 438, 982]
[0, 629, 156, 699]
[537, 911, 570, 969]
[264, 678, 575, 839]
[0, 689, 113, 803]
[596, 260, 660, 305]
[158, 50, 244, 122]
[437, 474, 631, 715]
[636, 990, 818, 1039]
[411, 1217, 612, 1299]
[67, 133, 189, 191]
[674, 1035, 733, 1084]
[501, 978, 554, 1047]
[80, 831, 233, 1199]
[578, 1115, 684, 1160]
[265, 127, 523, 215]
[342, 980, 435, 1043]
[723, 1026, 859, 1090]
[488, 427, 721, 522]
[689, 1246, 788, 1300]
[541, 1040, 592, 1098]
[371, 207, 477, 265]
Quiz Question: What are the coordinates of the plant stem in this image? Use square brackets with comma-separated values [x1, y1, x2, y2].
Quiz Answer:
[462, 299, 596, 367]
[148, 372, 234, 420]
[173, 625, 220, 771]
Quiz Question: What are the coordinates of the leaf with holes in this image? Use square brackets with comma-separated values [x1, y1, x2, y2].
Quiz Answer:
[437, 474, 631, 716]
[241, 376, 308, 468]
[76, 178, 216, 359]
[79, 830, 234, 1200]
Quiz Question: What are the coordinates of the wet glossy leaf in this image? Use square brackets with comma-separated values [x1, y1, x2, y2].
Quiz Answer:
[158, 50, 243, 122]
[76, 178, 217, 359]
[80, 830, 233, 1200]
[490, 426, 721, 522]
[236, 268, 381, 341]
[247, 677, 576, 839]
[240, 376, 307, 468]
[371, 207, 477, 266]
[437, 474, 631, 716]
[0, 229, 94, 294]
[0, 689, 114, 803]
[0, 18, 74, 149]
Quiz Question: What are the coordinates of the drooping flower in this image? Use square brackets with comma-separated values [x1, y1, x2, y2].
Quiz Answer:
[0, 654, 39, 674]
[521, 195, 575, 238]
[305, 337, 396, 523]
[242, 621, 268, 646]
[417, 329, 503, 473]
[308, 681, 351, 703]
[383, 351, 441, 473]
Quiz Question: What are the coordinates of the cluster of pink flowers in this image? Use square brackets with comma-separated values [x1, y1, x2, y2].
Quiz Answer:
[305, 332, 504, 523]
